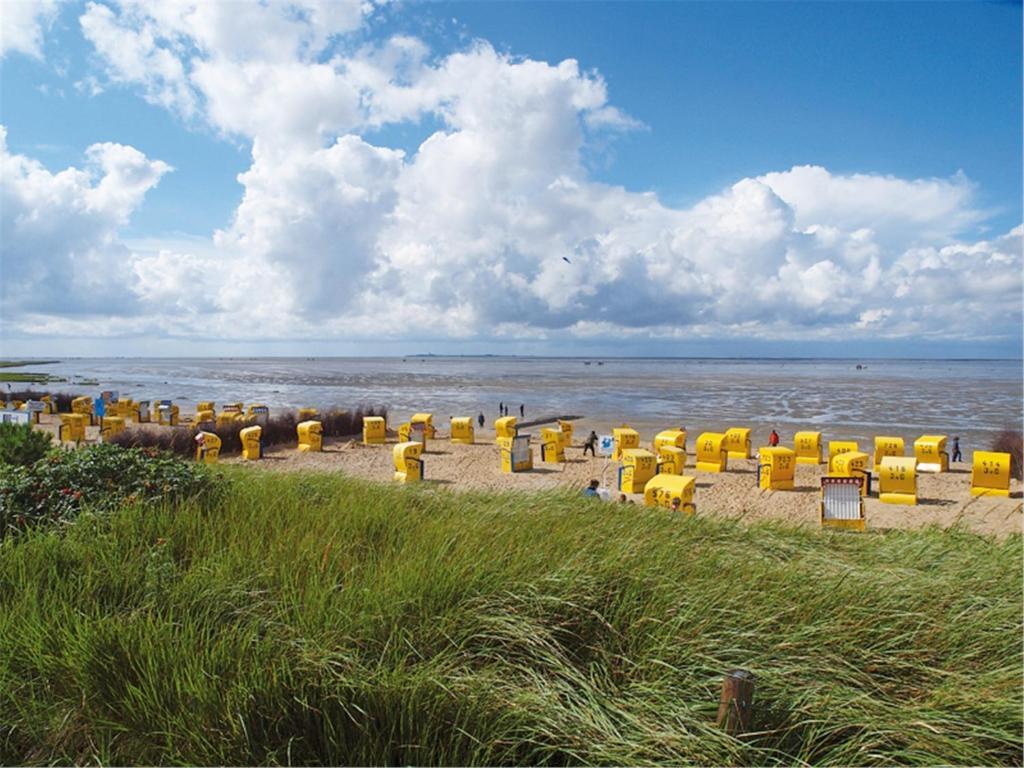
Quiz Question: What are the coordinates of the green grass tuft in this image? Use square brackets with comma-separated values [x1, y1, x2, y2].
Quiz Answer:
[0, 470, 1020, 765]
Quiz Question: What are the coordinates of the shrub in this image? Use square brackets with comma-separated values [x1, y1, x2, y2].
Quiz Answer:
[0, 422, 54, 467]
[109, 406, 387, 457]
[320, 406, 387, 438]
[991, 429, 1023, 480]
[0, 443, 219, 540]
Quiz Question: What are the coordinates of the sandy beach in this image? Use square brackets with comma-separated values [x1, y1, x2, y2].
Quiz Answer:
[37, 414, 1021, 538]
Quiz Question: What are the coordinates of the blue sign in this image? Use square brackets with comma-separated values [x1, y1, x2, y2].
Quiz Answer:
[94, 398, 106, 418]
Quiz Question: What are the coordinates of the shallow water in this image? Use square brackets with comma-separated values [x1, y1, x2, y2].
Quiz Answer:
[8, 356, 1022, 448]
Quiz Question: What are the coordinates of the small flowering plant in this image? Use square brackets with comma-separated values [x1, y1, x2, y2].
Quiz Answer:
[0, 443, 219, 540]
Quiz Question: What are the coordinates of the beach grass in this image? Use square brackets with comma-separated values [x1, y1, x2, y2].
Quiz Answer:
[0, 469, 1020, 765]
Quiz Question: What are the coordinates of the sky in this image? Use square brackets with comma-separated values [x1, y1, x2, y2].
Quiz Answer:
[0, 0, 1021, 358]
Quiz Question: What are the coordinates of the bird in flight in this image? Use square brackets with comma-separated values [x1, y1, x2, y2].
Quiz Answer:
[562, 256, 571, 264]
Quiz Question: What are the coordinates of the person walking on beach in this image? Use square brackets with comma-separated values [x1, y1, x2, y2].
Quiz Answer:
[499, 402, 504, 416]
[769, 429, 780, 447]
[952, 436, 962, 463]
[519, 403, 524, 418]
[583, 430, 598, 457]
[478, 413, 485, 429]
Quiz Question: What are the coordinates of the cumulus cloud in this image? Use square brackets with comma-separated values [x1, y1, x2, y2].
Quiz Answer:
[0, 0, 61, 59]
[0, 125, 171, 319]
[3, 0, 1020, 349]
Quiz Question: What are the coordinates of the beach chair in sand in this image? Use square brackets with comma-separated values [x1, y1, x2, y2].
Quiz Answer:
[100, 416, 125, 441]
[612, 426, 640, 460]
[724, 427, 752, 460]
[58, 413, 86, 443]
[297, 420, 322, 452]
[653, 429, 687, 454]
[830, 451, 871, 496]
[72, 396, 94, 425]
[619, 448, 657, 493]
[192, 409, 216, 429]
[240, 426, 262, 460]
[695, 432, 728, 473]
[878, 456, 917, 505]
[450, 416, 475, 445]
[131, 400, 151, 423]
[195, 431, 221, 464]
[657, 444, 686, 475]
[495, 416, 518, 443]
[558, 420, 575, 445]
[363, 416, 386, 444]
[156, 402, 180, 426]
[873, 436, 904, 473]
[499, 434, 533, 473]
[394, 441, 424, 483]
[541, 427, 565, 463]
[827, 440, 859, 471]
[758, 446, 795, 490]
[411, 413, 436, 439]
[794, 431, 822, 464]
[820, 476, 865, 530]
[644, 474, 696, 513]
[970, 451, 1011, 497]
[913, 435, 948, 473]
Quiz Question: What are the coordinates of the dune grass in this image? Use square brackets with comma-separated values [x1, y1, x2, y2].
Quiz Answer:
[0, 470, 1020, 765]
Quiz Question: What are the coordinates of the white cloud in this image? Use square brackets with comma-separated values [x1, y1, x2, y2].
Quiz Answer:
[0, 0, 61, 59]
[3, 1, 1020, 350]
[0, 125, 171, 318]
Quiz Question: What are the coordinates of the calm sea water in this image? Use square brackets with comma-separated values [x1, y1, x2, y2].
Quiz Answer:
[8, 357, 1022, 447]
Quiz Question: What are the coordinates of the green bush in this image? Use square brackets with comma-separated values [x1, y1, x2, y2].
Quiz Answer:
[0, 443, 219, 539]
[0, 421, 53, 466]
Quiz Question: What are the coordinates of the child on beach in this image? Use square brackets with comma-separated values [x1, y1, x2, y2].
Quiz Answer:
[952, 436, 962, 462]
[769, 429, 780, 446]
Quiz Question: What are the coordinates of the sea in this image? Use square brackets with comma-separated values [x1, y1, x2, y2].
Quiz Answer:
[7, 357, 1022, 449]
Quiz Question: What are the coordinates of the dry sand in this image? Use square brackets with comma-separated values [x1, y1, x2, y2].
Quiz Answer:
[37, 416, 1022, 538]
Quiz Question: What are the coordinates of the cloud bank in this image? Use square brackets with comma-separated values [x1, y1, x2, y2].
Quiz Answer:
[1, 0, 1020, 350]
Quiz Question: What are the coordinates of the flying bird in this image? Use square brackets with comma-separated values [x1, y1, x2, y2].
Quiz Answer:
[562, 256, 571, 264]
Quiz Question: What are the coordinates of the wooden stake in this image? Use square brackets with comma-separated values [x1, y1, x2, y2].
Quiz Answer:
[716, 669, 755, 735]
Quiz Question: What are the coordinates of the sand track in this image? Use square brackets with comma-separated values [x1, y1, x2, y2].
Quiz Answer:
[36, 417, 1021, 537]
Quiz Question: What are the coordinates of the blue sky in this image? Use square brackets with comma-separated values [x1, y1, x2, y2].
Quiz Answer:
[1, 1, 1021, 357]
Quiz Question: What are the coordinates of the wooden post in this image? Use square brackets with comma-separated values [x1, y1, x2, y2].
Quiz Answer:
[716, 669, 755, 735]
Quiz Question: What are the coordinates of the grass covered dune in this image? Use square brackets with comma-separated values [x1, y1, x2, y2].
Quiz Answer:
[1, 471, 1020, 766]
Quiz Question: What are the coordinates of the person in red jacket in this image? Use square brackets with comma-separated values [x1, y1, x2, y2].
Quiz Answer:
[769, 429, 780, 446]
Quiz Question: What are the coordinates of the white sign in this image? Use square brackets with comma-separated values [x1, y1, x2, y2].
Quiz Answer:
[0, 411, 31, 425]
[26, 401, 46, 412]
[598, 434, 615, 457]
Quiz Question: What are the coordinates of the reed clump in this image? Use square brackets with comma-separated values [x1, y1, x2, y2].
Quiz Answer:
[0, 469, 1019, 766]
[991, 429, 1023, 480]
[110, 406, 386, 457]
